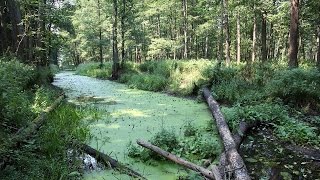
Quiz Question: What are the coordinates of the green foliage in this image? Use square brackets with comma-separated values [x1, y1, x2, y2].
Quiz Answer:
[76, 62, 112, 79]
[275, 119, 319, 146]
[32, 85, 60, 113]
[150, 129, 179, 152]
[221, 103, 320, 146]
[39, 104, 91, 155]
[127, 126, 222, 162]
[266, 68, 320, 106]
[0, 58, 36, 127]
[0, 103, 94, 180]
[127, 74, 167, 92]
[177, 133, 222, 160]
[183, 122, 197, 137]
[49, 64, 60, 74]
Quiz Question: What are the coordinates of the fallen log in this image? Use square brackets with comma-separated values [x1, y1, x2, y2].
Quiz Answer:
[203, 88, 250, 180]
[12, 94, 65, 144]
[80, 143, 146, 179]
[137, 139, 222, 180]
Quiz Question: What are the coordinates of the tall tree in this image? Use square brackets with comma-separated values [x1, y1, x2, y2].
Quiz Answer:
[97, 0, 103, 67]
[236, 3, 241, 64]
[288, 0, 299, 68]
[261, 11, 267, 62]
[252, 13, 257, 63]
[112, 0, 120, 79]
[182, 0, 188, 59]
[222, 0, 230, 66]
[317, 26, 320, 69]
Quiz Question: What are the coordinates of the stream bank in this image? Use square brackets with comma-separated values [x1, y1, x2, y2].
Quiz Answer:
[53, 71, 216, 179]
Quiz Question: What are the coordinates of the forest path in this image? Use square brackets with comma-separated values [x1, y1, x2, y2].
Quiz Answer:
[52, 71, 213, 180]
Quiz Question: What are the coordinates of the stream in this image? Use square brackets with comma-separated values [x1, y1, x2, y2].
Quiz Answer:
[53, 71, 213, 179]
[52, 72, 320, 180]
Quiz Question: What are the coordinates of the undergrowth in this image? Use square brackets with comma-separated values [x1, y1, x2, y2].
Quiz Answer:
[76, 59, 320, 147]
[127, 125, 222, 164]
[0, 56, 96, 179]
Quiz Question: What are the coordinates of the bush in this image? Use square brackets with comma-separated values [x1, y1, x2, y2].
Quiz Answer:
[221, 103, 320, 146]
[266, 68, 320, 106]
[177, 133, 222, 159]
[150, 129, 179, 152]
[76, 62, 112, 79]
[0, 58, 36, 126]
[127, 74, 167, 91]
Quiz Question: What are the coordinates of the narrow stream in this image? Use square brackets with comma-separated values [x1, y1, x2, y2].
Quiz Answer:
[53, 71, 214, 179]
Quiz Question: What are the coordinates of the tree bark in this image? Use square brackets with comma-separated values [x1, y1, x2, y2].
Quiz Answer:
[219, 121, 260, 167]
[261, 12, 267, 62]
[252, 9, 256, 63]
[137, 139, 222, 180]
[120, 0, 126, 67]
[183, 0, 188, 59]
[237, 7, 241, 65]
[288, 0, 299, 68]
[222, 0, 231, 66]
[112, 0, 120, 79]
[80, 144, 146, 179]
[317, 26, 320, 69]
[203, 88, 250, 180]
[98, 0, 103, 68]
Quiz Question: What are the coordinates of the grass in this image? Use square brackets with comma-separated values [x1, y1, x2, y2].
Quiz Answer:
[77, 59, 216, 96]
[0, 56, 99, 179]
[76, 59, 320, 148]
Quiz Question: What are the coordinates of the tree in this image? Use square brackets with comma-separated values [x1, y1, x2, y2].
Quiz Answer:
[182, 0, 188, 59]
[236, 1, 241, 64]
[288, 0, 299, 68]
[112, 0, 120, 79]
[222, 0, 230, 66]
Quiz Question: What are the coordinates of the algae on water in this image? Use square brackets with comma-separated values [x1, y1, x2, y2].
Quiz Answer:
[53, 72, 220, 179]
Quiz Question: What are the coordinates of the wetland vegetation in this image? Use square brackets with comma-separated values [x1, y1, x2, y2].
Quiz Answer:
[1, 0, 320, 179]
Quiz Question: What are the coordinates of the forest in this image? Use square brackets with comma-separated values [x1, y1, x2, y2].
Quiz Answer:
[0, 0, 320, 179]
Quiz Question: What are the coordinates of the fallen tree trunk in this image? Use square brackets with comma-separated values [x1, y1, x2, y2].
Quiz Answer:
[137, 139, 222, 180]
[12, 94, 65, 144]
[80, 144, 146, 179]
[203, 88, 250, 180]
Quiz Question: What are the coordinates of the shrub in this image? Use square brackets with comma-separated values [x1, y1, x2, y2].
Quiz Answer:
[127, 74, 167, 91]
[0, 58, 36, 126]
[183, 122, 197, 137]
[266, 68, 320, 106]
[150, 129, 179, 152]
[76, 62, 112, 79]
[177, 133, 222, 159]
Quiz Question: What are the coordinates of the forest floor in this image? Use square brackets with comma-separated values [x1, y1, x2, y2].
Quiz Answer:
[52, 71, 217, 179]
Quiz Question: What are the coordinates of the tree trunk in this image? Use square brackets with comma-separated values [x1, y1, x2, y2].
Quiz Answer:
[237, 8, 241, 64]
[317, 27, 320, 69]
[252, 10, 256, 63]
[7, 0, 24, 57]
[120, 0, 126, 67]
[80, 144, 146, 179]
[205, 32, 209, 59]
[222, 0, 231, 66]
[288, 0, 299, 68]
[203, 88, 250, 180]
[137, 140, 222, 180]
[183, 0, 188, 59]
[98, 0, 103, 68]
[112, 0, 120, 79]
[261, 12, 267, 62]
